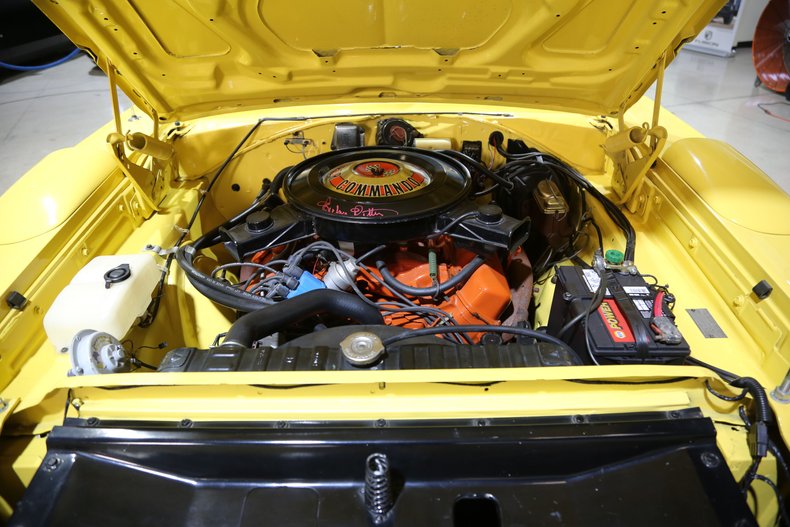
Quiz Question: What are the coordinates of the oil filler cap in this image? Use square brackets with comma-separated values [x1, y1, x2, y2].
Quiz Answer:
[103, 264, 131, 289]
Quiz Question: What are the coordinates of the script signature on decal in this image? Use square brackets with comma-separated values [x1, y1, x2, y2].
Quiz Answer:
[318, 199, 398, 217]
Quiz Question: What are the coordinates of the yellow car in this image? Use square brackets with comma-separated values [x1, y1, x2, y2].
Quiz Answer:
[2, 1, 789, 525]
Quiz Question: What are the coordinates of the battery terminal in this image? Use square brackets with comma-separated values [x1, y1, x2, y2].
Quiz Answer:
[650, 291, 682, 345]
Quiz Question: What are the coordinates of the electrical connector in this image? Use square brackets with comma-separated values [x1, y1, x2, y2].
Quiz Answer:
[748, 421, 769, 459]
[592, 249, 606, 273]
[650, 316, 683, 345]
[282, 265, 303, 279]
[266, 284, 292, 299]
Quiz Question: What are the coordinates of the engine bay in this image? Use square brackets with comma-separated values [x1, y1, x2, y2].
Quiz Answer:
[5, 0, 790, 520]
[43, 115, 692, 375]
[10, 108, 788, 526]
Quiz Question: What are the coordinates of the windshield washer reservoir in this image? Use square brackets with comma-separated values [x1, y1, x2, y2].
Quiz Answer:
[43, 254, 162, 351]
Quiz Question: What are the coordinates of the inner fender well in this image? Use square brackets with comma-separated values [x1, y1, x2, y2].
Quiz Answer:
[662, 138, 790, 235]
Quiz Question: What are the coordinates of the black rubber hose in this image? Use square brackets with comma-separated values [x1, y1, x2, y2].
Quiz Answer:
[189, 277, 269, 313]
[731, 376, 772, 423]
[223, 290, 384, 347]
[375, 256, 485, 297]
[176, 245, 273, 311]
[441, 150, 515, 190]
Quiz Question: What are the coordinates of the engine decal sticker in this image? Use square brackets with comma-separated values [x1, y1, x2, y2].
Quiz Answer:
[353, 161, 401, 177]
[597, 299, 635, 343]
[317, 198, 398, 217]
[323, 160, 429, 197]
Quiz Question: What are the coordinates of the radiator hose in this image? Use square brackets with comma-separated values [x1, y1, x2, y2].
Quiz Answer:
[222, 290, 384, 347]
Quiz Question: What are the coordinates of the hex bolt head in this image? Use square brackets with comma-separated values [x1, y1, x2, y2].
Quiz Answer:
[700, 452, 721, 469]
[43, 457, 61, 472]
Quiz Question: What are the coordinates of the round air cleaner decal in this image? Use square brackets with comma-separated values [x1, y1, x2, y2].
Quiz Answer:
[323, 159, 429, 198]
[353, 161, 401, 177]
[283, 147, 471, 239]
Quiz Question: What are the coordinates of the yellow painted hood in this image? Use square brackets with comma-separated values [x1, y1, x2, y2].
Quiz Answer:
[36, 0, 722, 122]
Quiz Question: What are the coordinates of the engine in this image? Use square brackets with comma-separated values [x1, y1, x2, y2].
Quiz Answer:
[215, 146, 531, 342]
[157, 118, 683, 372]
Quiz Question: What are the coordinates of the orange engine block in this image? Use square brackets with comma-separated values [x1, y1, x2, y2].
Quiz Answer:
[361, 248, 512, 340]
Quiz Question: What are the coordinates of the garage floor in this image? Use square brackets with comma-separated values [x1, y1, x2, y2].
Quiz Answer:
[0, 48, 789, 196]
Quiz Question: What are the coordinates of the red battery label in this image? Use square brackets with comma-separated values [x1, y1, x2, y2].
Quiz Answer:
[597, 299, 635, 343]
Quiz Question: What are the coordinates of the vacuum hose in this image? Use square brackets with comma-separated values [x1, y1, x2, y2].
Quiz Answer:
[222, 290, 384, 347]
[375, 255, 485, 297]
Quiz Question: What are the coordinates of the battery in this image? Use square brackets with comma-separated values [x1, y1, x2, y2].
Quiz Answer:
[546, 266, 690, 364]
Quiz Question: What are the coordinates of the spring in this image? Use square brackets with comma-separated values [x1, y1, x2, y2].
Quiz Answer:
[365, 453, 394, 516]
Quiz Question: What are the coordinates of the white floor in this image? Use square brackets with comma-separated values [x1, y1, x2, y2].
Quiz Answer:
[0, 49, 788, 196]
[0, 55, 131, 196]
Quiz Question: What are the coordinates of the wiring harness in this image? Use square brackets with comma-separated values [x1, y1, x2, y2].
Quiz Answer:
[690, 357, 790, 525]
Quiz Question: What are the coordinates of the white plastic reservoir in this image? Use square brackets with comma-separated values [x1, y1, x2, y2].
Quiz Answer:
[44, 253, 161, 351]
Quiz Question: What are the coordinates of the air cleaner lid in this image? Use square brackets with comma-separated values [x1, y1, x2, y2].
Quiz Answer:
[283, 147, 470, 223]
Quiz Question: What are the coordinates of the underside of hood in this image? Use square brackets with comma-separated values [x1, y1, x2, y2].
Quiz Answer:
[35, 0, 722, 122]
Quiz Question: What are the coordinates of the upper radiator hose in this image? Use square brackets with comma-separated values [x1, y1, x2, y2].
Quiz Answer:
[222, 290, 384, 347]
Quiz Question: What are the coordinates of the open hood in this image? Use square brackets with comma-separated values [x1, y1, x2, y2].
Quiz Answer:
[35, 0, 722, 122]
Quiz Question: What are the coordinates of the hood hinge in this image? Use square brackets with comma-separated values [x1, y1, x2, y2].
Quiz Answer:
[605, 54, 668, 212]
[105, 58, 173, 219]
